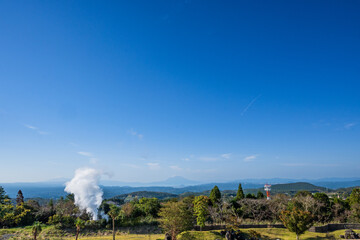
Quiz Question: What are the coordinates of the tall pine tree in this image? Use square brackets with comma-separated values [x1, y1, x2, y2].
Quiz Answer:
[235, 183, 244, 201]
[16, 190, 24, 206]
[0, 186, 9, 204]
[209, 185, 221, 205]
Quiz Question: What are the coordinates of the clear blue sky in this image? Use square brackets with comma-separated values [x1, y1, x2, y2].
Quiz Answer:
[0, 0, 359, 183]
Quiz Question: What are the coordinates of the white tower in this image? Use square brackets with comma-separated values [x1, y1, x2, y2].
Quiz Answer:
[264, 184, 271, 200]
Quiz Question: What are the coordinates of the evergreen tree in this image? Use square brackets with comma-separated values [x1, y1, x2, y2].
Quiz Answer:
[0, 186, 9, 204]
[16, 190, 24, 206]
[349, 188, 360, 206]
[48, 199, 55, 215]
[235, 183, 244, 201]
[209, 185, 221, 205]
[193, 196, 209, 230]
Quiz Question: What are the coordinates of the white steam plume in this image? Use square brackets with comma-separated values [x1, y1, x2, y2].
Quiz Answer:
[65, 167, 103, 220]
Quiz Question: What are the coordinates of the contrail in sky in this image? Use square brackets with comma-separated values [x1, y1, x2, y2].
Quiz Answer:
[241, 94, 261, 116]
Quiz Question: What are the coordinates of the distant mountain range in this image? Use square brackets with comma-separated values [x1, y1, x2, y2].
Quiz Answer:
[100, 176, 202, 187]
[1, 176, 360, 199]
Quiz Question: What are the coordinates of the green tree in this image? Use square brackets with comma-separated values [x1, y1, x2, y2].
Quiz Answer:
[294, 190, 312, 198]
[290, 193, 315, 212]
[99, 201, 110, 215]
[349, 188, 360, 205]
[257, 191, 265, 199]
[16, 190, 24, 206]
[0, 186, 9, 204]
[0, 199, 14, 227]
[349, 189, 360, 222]
[32, 221, 42, 240]
[313, 193, 331, 223]
[55, 195, 78, 217]
[108, 205, 123, 240]
[48, 199, 55, 214]
[235, 184, 244, 201]
[14, 203, 33, 226]
[349, 203, 360, 223]
[331, 197, 349, 222]
[137, 197, 161, 217]
[209, 186, 221, 206]
[0, 201, 32, 227]
[280, 208, 314, 240]
[158, 201, 194, 240]
[245, 193, 256, 199]
[75, 218, 85, 240]
[193, 196, 209, 230]
[313, 193, 329, 204]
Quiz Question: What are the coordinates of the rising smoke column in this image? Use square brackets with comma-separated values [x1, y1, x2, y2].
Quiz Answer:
[65, 168, 103, 220]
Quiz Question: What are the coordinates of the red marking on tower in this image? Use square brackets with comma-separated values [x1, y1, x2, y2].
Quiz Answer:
[264, 184, 271, 200]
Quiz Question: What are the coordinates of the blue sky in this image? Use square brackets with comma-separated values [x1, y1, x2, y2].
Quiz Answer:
[0, 0, 359, 182]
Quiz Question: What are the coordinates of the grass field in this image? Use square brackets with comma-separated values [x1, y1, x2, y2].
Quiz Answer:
[0, 226, 163, 240]
[1, 232, 164, 240]
[63, 235, 163, 240]
[178, 228, 360, 240]
[2, 227, 360, 240]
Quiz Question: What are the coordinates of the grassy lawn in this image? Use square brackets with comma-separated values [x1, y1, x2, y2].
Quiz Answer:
[4, 233, 164, 240]
[61, 235, 163, 240]
[2, 227, 360, 240]
[178, 228, 360, 240]
[0, 226, 163, 240]
[6, 235, 164, 240]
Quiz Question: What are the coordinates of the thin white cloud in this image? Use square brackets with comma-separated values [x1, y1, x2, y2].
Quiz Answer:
[199, 153, 233, 162]
[77, 152, 93, 157]
[129, 129, 136, 135]
[344, 122, 357, 129]
[170, 165, 182, 171]
[221, 153, 232, 159]
[244, 154, 258, 162]
[77, 151, 100, 164]
[128, 129, 144, 140]
[182, 154, 195, 161]
[24, 124, 50, 135]
[241, 95, 261, 116]
[25, 124, 38, 130]
[147, 162, 160, 170]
